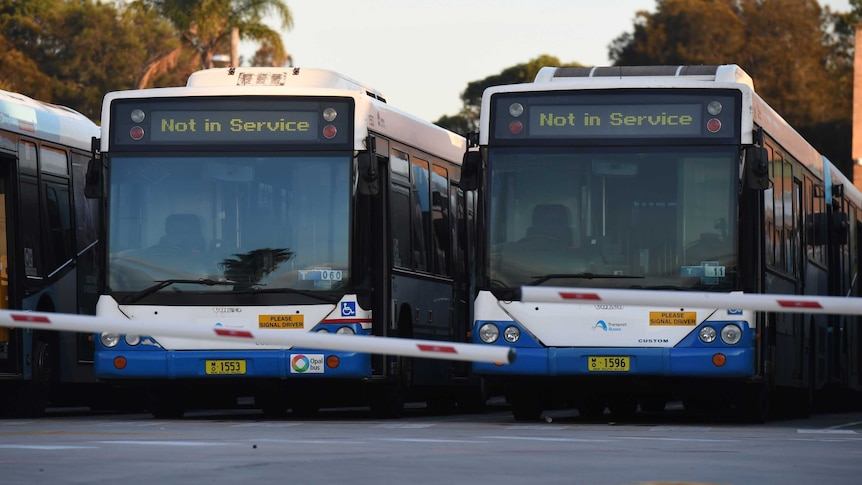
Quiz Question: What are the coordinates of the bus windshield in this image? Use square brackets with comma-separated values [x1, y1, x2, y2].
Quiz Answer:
[487, 146, 738, 291]
[107, 153, 350, 295]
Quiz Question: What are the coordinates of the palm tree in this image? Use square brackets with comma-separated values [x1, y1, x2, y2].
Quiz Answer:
[133, 0, 293, 88]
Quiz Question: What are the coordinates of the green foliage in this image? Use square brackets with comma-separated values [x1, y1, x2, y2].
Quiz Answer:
[0, 0, 293, 120]
[436, 55, 581, 135]
[0, 0, 180, 119]
[134, 0, 294, 86]
[609, 0, 854, 177]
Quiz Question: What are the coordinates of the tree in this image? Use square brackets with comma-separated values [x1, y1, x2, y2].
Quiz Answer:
[435, 55, 581, 135]
[134, 0, 294, 89]
[0, 0, 180, 119]
[609, 0, 853, 177]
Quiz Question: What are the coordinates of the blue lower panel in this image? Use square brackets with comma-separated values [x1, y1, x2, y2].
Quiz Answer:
[95, 348, 372, 379]
[475, 346, 754, 377]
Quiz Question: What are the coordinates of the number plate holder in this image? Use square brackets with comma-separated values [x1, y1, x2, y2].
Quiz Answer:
[587, 356, 630, 372]
[205, 359, 247, 375]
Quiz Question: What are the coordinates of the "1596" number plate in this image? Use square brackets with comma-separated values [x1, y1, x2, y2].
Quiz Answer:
[588, 356, 630, 372]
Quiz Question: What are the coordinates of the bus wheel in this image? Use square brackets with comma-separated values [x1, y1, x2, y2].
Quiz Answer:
[147, 389, 186, 419]
[6, 340, 52, 418]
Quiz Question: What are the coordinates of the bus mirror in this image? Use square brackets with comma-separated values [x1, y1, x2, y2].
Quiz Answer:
[84, 157, 103, 199]
[461, 151, 481, 191]
[745, 146, 769, 190]
[357, 152, 380, 196]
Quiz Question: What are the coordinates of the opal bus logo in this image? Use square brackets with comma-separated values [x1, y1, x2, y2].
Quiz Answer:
[291, 355, 310, 372]
[290, 354, 325, 374]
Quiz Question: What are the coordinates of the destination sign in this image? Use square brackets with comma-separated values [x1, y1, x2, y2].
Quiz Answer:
[108, 96, 353, 149]
[528, 104, 702, 138]
[150, 110, 319, 143]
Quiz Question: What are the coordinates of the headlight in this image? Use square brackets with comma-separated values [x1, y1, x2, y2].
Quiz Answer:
[100, 332, 121, 348]
[478, 323, 499, 343]
[316, 328, 330, 333]
[336, 326, 355, 335]
[698, 326, 717, 344]
[721, 324, 742, 345]
[124, 335, 141, 346]
[503, 326, 520, 343]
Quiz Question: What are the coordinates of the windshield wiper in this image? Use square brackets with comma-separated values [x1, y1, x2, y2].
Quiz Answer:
[529, 273, 644, 286]
[122, 278, 236, 304]
[227, 286, 341, 303]
[627, 284, 699, 291]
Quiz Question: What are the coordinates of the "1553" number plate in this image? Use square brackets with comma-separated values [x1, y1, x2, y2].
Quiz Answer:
[205, 360, 246, 375]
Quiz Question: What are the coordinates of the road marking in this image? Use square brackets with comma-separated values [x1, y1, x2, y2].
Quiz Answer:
[486, 436, 613, 443]
[375, 423, 435, 429]
[97, 440, 232, 446]
[375, 438, 489, 443]
[797, 429, 857, 434]
[0, 444, 97, 450]
[230, 423, 304, 428]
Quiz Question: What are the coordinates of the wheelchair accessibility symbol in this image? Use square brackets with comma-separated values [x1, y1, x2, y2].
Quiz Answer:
[341, 302, 356, 317]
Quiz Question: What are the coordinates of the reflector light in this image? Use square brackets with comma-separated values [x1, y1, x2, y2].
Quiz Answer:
[509, 103, 524, 117]
[707, 101, 722, 115]
[706, 118, 722, 133]
[712, 353, 727, 367]
[508, 120, 523, 134]
[130, 126, 145, 140]
[113, 356, 127, 370]
[130, 109, 146, 123]
[323, 124, 337, 139]
[326, 355, 340, 368]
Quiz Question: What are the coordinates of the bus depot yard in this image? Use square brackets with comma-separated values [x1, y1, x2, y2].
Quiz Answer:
[1, 64, 861, 424]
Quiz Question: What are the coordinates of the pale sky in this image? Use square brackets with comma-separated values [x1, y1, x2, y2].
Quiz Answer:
[244, 0, 853, 122]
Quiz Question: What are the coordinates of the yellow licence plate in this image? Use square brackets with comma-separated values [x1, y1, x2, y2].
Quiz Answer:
[588, 356, 630, 372]
[205, 360, 247, 375]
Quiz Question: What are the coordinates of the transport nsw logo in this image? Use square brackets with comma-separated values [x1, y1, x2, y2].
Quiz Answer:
[593, 320, 625, 332]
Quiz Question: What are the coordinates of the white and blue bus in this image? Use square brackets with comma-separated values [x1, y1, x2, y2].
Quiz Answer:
[0, 89, 103, 416]
[464, 65, 862, 421]
[88, 67, 480, 418]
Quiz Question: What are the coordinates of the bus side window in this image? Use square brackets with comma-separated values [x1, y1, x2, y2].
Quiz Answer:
[390, 149, 412, 269]
[44, 182, 74, 272]
[431, 164, 450, 276]
[411, 158, 430, 272]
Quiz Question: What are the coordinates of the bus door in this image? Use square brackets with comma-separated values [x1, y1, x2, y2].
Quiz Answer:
[0, 164, 11, 373]
[386, 148, 457, 388]
[827, 190, 852, 389]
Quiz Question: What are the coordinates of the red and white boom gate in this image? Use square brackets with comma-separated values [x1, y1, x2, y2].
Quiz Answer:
[0, 309, 515, 365]
[516, 287, 862, 316]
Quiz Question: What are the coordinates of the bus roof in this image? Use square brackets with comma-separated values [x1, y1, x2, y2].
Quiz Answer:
[186, 67, 388, 102]
[534, 65, 754, 89]
[102, 67, 465, 163]
[0, 88, 99, 151]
